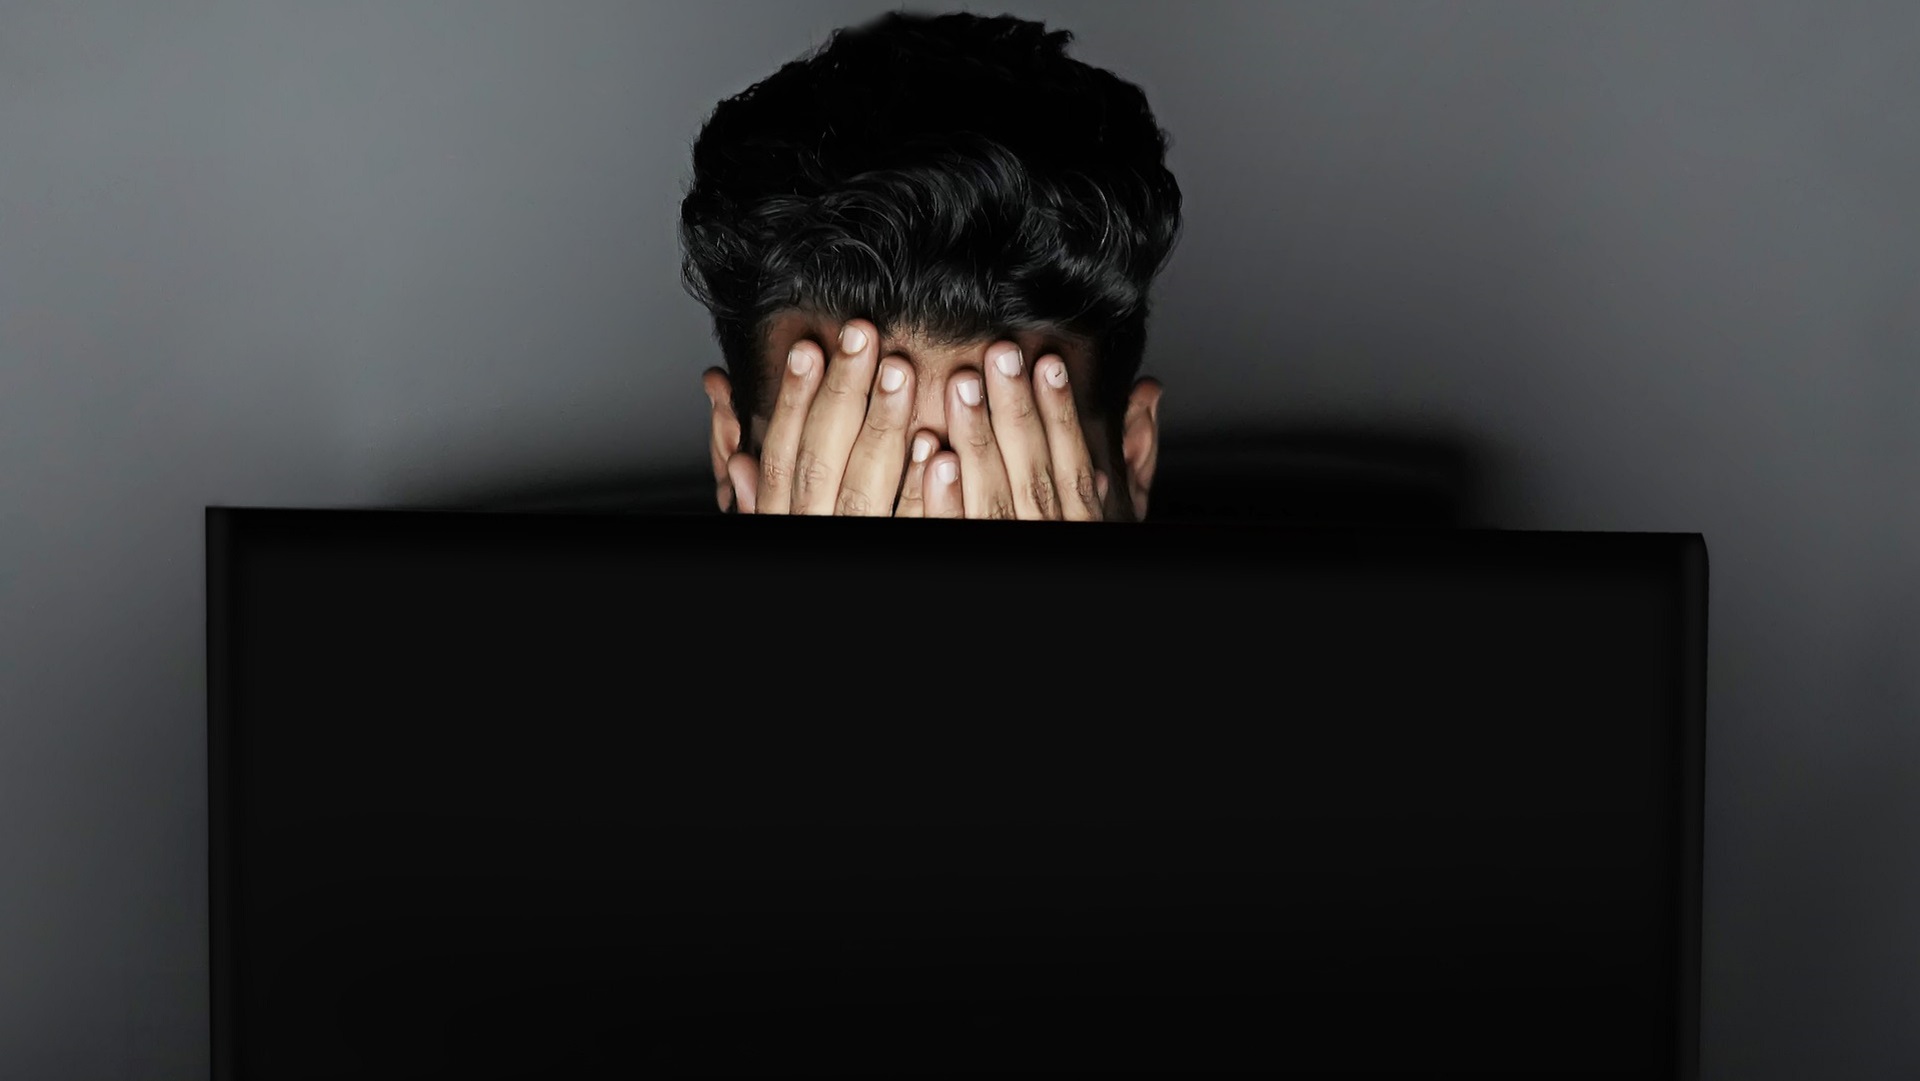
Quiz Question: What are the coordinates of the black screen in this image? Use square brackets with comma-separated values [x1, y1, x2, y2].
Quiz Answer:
[209, 510, 1705, 1078]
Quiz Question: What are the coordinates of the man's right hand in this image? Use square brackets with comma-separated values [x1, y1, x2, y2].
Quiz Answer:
[720, 319, 935, 516]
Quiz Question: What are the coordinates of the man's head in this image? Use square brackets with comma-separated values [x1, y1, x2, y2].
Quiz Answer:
[680, 11, 1181, 517]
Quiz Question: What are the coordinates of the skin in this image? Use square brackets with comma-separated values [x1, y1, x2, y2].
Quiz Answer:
[703, 311, 1164, 521]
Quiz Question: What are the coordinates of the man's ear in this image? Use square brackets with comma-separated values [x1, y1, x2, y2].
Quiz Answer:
[1121, 377, 1163, 521]
[703, 368, 749, 513]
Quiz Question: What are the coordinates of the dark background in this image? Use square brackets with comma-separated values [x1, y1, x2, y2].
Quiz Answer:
[1, 2, 1913, 1077]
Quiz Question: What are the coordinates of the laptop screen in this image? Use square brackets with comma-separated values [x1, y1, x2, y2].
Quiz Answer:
[209, 509, 1705, 1078]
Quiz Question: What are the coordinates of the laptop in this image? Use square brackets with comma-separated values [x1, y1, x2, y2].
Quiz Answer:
[208, 508, 1706, 1078]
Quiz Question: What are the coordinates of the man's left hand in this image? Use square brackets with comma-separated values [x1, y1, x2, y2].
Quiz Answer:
[910, 343, 1118, 521]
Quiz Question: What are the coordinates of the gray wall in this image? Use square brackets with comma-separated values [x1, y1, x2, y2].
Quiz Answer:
[2, 1, 1913, 1076]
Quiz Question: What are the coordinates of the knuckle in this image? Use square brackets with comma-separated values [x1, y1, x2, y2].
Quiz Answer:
[964, 423, 997, 450]
[984, 495, 1016, 520]
[1025, 472, 1058, 518]
[792, 451, 832, 497]
[1003, 393, 1037, 422]
[761, 458, 793, 487]
[836, 488, 872, 516]
[1072, 469, 1098, 510]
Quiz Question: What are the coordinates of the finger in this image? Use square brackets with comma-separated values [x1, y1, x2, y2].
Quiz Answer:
[1032, 355, 1102, 521]
[982, 343, 1060, 520]
[923, 451, 963, 519]
[834, 355, 914, 516]
[894, 430, 938, 518]
[793, 321, 881, 515]
[703, 368, 740, 491]
[945, 368, 1017, 520]
[727, 451, 760, 515]
[756, 341, 823, 515]
[1094, 469, 1111, 517]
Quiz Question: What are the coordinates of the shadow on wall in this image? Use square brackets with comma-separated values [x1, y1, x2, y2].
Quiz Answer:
[424, 425, 1492, 529]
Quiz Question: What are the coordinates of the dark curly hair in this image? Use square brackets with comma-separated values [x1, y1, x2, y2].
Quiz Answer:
[679, 10, 1183, 428]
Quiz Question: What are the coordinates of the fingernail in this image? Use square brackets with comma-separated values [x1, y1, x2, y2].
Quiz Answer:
[935, 460, 957, 484]
[788, 348, 811, 376]
[840, 325, 866, 355]
[880, 364, 906, 393]
[912, 435, 931, 463]
[992, 346, 1022, 377]
[1044, 360, 1068, 389]
[957, 378, 981, 407]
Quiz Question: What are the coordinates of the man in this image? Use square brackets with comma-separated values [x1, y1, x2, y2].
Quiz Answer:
[682, 11, 1181, 520]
